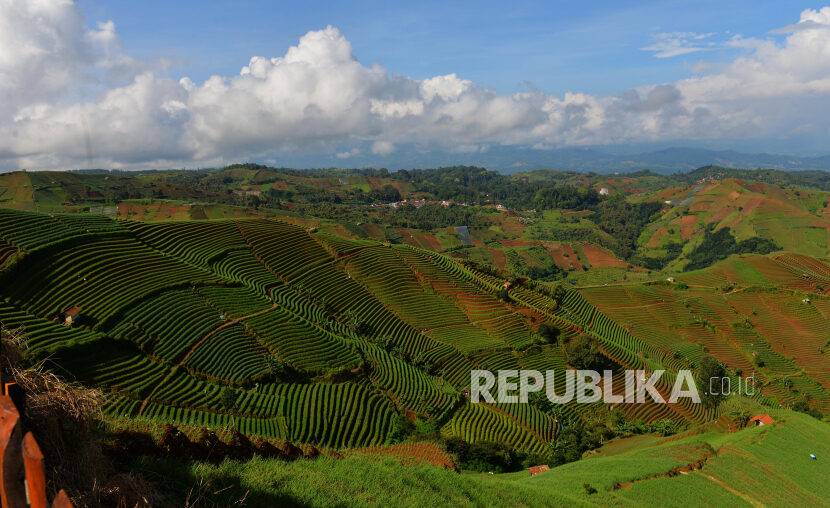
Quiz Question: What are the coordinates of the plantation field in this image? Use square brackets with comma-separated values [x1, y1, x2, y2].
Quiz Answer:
[580, 263, 830, 415]
[0, 204, 826, 488]
[3, 208, 686, 452]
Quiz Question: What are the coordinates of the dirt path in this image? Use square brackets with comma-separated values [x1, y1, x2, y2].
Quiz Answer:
[697, 471, 764, 507]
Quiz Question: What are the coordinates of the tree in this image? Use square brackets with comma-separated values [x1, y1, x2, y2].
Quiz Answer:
[551, 284, 567, 303]
[699, 355, 728, 410]
[220, 387, 237, 410]
[564, 334, 614, 371]
[792, 400, 823, 420]
[537, 323, 560, 345]
[369, 184, 401, 203]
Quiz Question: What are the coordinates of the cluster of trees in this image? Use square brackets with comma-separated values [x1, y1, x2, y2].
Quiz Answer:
[589, 198, 664, 260]
[444, 438, 547, 473]
[684, 226, 780, 271]
[388, 166, 550, 208]
[792, 400, 823, 420]
[381, 203, 496, 230]
[564, 334, 616, 371]
[698, 355, 728, 410]
[534, 186, 600, 210]
[637, 241, 683, 270]
[504, 247, 567, 282]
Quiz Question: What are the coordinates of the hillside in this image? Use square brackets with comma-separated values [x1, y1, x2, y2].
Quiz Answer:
[0, 168, 828, 505]
[0, 207, 827, 434]
[0, 208, 689, 451]
[641, 178, 830, 266]
[144, 408, 829, 506]
[6, 165, 830, 287]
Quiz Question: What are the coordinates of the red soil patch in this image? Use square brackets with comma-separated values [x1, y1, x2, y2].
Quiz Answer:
[364, 177, 386, 190]
[363, 224, 384, 238]
[489, 247, 507, 269]
[500, 239, 538, 248]
[680, 214, 698, 240]
[811, 220, 830, 230]
[741, 195, 764, 216]
[706, 206, 734, 225]
[561, 245, 583, 271]
[344, 442, 457, 469]
[331, 225, 354, 239]
[582, 244, 628, 268]
[543, 243, 571, 270]
[497, 215, 526, 237]
[404, 230, 443, 251]
[423, 233, 442, 251]
[646, 227, 669, 248]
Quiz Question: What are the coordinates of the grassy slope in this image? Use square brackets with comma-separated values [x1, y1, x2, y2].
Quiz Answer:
[642, 178, 830, 267]
[144, 409, 828, 507]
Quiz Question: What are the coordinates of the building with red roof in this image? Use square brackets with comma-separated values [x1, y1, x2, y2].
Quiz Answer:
[750, 414, 775, 426]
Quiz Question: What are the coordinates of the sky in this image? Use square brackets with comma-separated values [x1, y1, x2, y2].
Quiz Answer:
[1, 1, 829, 170]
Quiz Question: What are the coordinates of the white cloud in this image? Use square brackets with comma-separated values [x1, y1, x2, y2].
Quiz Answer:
[689, 60, 712, 74]
[336, 148, 360, 159]
[1, 2, 830, 169]
[770, 7, 830, 34]
[371, 141, 395, 155]
[641, 31, 717, 58]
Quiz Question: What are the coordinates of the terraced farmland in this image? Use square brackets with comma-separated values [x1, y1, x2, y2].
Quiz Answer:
[1, 207, 827, 457]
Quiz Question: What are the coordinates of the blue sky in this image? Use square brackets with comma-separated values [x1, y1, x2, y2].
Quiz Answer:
[2, 1, 830, 169]
[79, 0, 804, 96]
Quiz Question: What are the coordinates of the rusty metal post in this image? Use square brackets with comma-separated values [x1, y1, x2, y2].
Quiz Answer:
[51, 489, 73, 508]
[22, 432, 47, 508]
[0, 395, 24, 508]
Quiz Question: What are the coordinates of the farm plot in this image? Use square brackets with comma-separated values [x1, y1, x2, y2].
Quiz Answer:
[0, 235, 221, 325]
[108, 288, 226, 362]
[441, 402, 548, 454]
[124, 219, 246, 266]
[183, 324, 270, 383]
[242, 308, 361, 373]
[0, 208, 125, 250]
[262, 382, 395, 448]
[237, 219, 332, 280]
[347, 247, 470, 330]
[209, 248, 278, 294]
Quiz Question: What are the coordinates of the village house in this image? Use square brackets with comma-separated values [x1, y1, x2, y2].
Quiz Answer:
[61, 305, 82, 326]
[750, 414, 775, 426]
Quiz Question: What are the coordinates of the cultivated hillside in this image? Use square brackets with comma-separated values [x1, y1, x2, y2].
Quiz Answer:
[0, 207, 827, 453]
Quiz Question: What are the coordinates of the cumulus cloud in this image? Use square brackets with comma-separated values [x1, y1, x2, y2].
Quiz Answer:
[1, 2, 830, 169]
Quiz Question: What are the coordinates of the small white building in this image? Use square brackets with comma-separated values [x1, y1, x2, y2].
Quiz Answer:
[667, 277, 676, 283]
[61, 305, 82, 326]
[599, 188, 610, 196]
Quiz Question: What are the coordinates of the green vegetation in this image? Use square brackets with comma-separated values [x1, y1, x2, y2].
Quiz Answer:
[685, 226, 780, 271]
[2, 165, 830, 506]
[139, 409, 830, 507]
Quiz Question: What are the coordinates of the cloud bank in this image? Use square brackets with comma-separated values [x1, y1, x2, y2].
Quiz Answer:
[2, 1, 830, 169]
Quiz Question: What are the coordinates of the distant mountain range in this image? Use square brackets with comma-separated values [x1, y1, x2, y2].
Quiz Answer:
[248, 145, 830, 175]
[6, 146, 830, 175]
